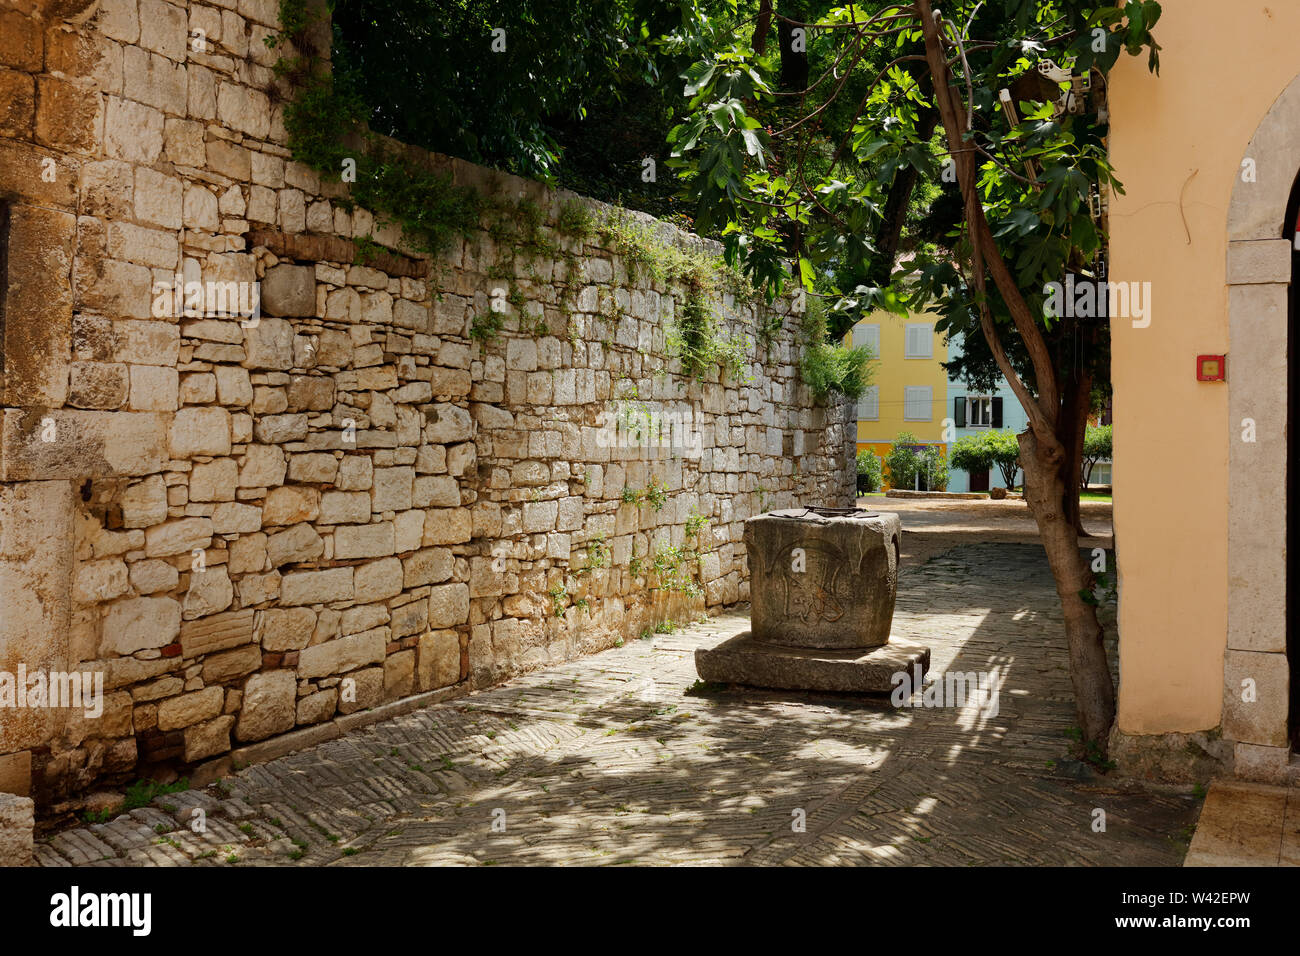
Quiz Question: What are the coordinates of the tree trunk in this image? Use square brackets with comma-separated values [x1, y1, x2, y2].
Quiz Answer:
[914, 0, 1116, 753]
[1059, 368, 1092, 536]
[1019, 426, 1115, 748]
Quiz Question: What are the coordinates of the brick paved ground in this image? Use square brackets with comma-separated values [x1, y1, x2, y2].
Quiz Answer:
[36, 537, 1199, 867]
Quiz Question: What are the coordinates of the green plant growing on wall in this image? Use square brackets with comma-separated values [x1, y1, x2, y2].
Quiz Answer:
[643, 477, 668, 512]
[798, 302, 872, 401]
[556, 199, 595, 239]
[652, 543, 702, 597]
[684, 507, 709, 542]
[547, 583, 569, 617]
[470, 311, 505, 344]
[584, 533, 610, 572]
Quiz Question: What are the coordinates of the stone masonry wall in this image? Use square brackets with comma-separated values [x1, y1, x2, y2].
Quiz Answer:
[0, 0, 855, 812]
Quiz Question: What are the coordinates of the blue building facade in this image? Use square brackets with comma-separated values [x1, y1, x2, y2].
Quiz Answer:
[944, 333, 1031, 492]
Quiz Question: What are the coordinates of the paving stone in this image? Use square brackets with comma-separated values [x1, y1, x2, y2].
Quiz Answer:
[37, 544, 1196, 868]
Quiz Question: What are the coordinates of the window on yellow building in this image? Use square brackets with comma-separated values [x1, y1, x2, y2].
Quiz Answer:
[852, 323, 880, 357]
[857, 385, 879, 420]
[904, 324, 932, 359]
[903, 385, 932, 421]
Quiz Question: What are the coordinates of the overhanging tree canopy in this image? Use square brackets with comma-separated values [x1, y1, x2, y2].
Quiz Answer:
[667, 0, 1161, 753]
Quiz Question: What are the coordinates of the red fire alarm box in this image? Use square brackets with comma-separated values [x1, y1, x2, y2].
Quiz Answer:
[1197, 354, 1226, 382]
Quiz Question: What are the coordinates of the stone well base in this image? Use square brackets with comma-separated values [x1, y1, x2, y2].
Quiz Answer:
[695, 632, 930, 694]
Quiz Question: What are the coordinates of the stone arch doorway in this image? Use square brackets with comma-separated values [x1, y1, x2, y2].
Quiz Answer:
[1224, 72, 1300, 779]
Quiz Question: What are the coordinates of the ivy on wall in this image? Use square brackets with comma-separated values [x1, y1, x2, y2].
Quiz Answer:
[267, 0, 876, 397]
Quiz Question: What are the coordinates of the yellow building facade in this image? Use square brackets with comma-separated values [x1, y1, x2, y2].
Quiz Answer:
[849, 311, 949, 489]
[1108, 0, 1300, 780]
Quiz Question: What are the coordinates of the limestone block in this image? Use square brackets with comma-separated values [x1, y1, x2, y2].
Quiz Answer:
[333, 522, 395, 560]
[262, 485, 320, 525]
[179, 608, 254, 657]
[746, 509, 900, 649]
[183, 566, 233, 619]
[523, 500, 557, 533]
[287, 452, 337, 483]
[266, 522, 323, 566]
[354, 557, 402, 603]
[184, 714, 234, 762]
[422, 508, 473, 545]
[201, 644, 260, 683]
[281, 566, 353, 605]
[190, 458, 238, 501]
[413, 476, 459, 508]
[242, 317, 294, 370]
[297, 688, 338, 725]
[372, 466, 414, 511]
[1223, 650, 1289, 748]
[133, 166, 182, 229]
[238, 569, 280, 606]
[104, 96, 164, 163]
[337, 666, 383, 714]
[427, 582, 469, 629]
[395, 509, 424, 552]
[101, 596, 181, 655]
[144, 517, 212, 557]
[0, 792, 34, 866]
[286, 374, 333, 411]
[170, 406, 231, 458]
[129, 365, 179, 411]
[319, 490, 370, 524]
[129, 558, 178, 594]
[383, 649, 415, 700]
[183, 182, 219, 230]
[297, 629, 386, 679]
[212, 502, 261, 534]
[120, 474, 167, 527]
[239, 444, 286, 487]
[115, 319, 179, 365]
[257, 607, 315, 651]
[72, 558, 130, 604]
[157, 686, 223, 731]
[67, 362, 127, 409]
[417, 630, 460, 690]
[254, 412, 307, 443]
[235, 670, 296, 742]
[216, 79, 270, 139]
[214, 366, 253, 406]
[424, 403, 472, 443]
[403, 547, 453, 588]
[0, 70, 35, 140]
[260, 264, 315, 316]
[4, 204, 75, 408]
[179, 372, 216, 404]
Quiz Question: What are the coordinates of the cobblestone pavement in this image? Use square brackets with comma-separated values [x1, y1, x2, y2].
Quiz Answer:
[37, 541, 1198, 867]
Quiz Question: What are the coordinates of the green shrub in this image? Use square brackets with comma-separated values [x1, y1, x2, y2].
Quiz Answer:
[1082, 424, 1112, 488]
[855, 449, 883, 493]
[884, 432, 948, 491]
[799, 299, 872, 400]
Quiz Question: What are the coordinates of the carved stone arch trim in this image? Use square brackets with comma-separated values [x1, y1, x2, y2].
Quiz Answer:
[1223, 72, 1300, 781]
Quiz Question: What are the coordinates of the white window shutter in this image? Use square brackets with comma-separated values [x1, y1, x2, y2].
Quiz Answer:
[904, 385, 932, 420]
[851, 323, 880, 357]
[857, 385, 879, 420]
[904, 324, 931, 359]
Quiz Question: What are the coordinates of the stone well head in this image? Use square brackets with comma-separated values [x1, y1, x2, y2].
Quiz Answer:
[745, 507, 901, 649]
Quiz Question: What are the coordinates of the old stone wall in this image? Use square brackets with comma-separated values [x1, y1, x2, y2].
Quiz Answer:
[0, 0, 854, 811]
